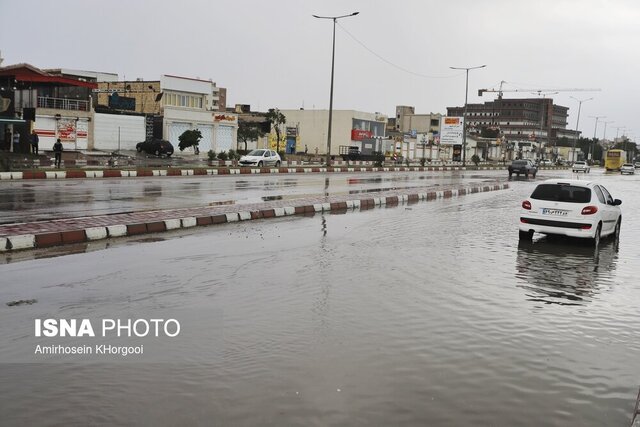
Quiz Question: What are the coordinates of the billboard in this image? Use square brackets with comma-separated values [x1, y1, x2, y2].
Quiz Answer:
[440, 116, 464, 145]
[351, 129, 373, 141]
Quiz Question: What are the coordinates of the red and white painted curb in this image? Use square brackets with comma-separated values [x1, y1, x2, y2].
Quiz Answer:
[1, 183, 509, 252]
[0, 166, 569, 180]
[0, 166, 469, 180]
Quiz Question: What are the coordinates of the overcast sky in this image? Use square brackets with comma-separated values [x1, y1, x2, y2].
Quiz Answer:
[1, 0, 638, 139]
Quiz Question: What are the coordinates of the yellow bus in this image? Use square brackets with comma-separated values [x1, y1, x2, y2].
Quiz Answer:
[605, 149, 625, 171]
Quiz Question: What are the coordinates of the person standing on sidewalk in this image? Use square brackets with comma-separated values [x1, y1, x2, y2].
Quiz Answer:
[30, 130, 39, 154]
[53, 138, 63, 168]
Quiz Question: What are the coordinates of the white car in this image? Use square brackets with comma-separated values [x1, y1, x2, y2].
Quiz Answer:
[238, 149, 281, 167]
[572, 161, 590, 173]
[519, 179, 622, 246]
[621, 163, 635, 175]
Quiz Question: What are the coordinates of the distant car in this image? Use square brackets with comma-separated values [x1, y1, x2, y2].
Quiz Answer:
[572, 161, 590, 173]
[621, 163, 635, 175]
[635, 162, 640, 169]
[239, 149, 281, 167]
[541, 159, 553, 167]
[508, 159, 537, 178]
[136, 139, 174, 157]
[519, 179, 622, 246]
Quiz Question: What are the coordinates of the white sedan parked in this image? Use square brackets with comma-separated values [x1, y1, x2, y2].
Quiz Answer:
[238, 149, 282, 167]
[519, 179, 622, 246]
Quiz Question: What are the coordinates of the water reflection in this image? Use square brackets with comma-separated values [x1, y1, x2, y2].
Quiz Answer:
[515, 237, 619, 306]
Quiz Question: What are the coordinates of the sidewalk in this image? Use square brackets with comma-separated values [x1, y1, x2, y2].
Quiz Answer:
[0, 182, 509, 252]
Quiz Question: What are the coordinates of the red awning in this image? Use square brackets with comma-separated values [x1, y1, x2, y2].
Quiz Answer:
[0, 64, 98, 89]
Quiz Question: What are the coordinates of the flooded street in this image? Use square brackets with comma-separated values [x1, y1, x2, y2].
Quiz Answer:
[0, 170, 505, 224]
[1, 170, 639, 426]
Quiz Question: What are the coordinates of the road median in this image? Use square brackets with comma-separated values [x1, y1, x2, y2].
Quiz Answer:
[0, 183, 509, 252]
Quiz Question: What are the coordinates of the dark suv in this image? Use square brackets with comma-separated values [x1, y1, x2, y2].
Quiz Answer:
[508, 159, 537, 178]
[136, 139, 174, 157]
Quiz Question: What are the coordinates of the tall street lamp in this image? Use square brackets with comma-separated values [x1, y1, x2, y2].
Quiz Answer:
[588, 115, 605, 161]
[313, 11, 359, 167]
[569, 96, 593, 162]
[450, 65, 486, 166]
[601, 120, 614, 149]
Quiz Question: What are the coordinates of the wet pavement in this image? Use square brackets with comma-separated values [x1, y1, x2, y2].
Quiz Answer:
[0, 169, 639, 426]
[0, 170, 509, 249]
[0, 170, 505, 224]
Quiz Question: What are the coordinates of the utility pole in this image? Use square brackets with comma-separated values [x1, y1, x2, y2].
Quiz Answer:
[450, 65, 486, 166]
[313, 12, 360, 166]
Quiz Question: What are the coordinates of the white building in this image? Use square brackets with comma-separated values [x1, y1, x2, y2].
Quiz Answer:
[279, 109, 387, 156]
[161, 75, 236, 155]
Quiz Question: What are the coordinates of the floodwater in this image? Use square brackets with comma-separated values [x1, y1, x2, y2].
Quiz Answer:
[0, 170, 506, 224]
[1, 170, 639, 426]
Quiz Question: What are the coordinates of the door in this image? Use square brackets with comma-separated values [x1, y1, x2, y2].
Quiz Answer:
[168, 122, 190, 148]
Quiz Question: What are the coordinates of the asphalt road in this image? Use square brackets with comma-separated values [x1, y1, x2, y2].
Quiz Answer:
[1, 167, 638, 425]
[0, 169, 518, 224]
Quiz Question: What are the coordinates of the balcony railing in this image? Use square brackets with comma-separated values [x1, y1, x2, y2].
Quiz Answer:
[37, 96, 90, 112]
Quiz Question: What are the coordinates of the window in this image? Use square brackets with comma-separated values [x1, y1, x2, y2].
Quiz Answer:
[530, 184, 591, 203]
[593, 186, 606, 204]
[600, 186, 614, 204]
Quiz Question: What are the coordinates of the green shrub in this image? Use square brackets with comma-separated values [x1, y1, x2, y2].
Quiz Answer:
[207, 150, 217, 161]
[228, 149, 240, 160]
[471, 154, 481, 166]
[217, 151, 228, 161]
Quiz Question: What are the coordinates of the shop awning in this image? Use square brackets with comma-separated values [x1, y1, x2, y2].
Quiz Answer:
[0, 118, 27, 124]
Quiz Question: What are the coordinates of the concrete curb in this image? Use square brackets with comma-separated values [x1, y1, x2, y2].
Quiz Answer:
[2, 183, 509, 252]
[0, 166, 571, 180]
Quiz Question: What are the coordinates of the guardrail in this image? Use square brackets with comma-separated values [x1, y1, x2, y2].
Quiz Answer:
[37, 96, 89, 112]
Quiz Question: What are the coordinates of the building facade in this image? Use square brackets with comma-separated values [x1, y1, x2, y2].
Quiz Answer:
[0, 64, 96, 152]
[96, 75, 236, 155]
[279, 109, 388, 156]
[447, 97, 579, 160]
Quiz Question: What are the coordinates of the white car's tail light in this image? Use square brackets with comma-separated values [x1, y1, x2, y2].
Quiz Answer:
[581, 205, 598, 215]
[522, 200, 532, 210]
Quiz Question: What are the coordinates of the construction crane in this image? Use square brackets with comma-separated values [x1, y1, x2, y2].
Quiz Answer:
[478, 81, 601, 98]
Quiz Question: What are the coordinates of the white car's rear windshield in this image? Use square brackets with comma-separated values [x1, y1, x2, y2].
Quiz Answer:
[530, 184, 591, 203]
[248, 150, 266, 156]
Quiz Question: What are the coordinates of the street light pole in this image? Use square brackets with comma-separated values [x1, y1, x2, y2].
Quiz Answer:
[593, 120, 615, 160]
[588, 115, 606, 161]
[450, 65, 486, 167]
[313, 11, 359, 167]
[601, 120, 614, 149]
[569, 96, 593, 162]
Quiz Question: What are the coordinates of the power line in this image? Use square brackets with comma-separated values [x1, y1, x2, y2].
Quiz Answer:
[336, 22, 463, 79]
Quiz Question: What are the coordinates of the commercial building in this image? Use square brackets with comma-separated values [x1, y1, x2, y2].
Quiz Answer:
[447, 97, 580, 161]
[96, 75, 236, 154]
[279, 109, 388, 156]
[0, 63, 96, 152]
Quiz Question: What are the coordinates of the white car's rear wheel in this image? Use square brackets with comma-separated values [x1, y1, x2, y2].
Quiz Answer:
[590, 223, 602, 247]
[519, 230, 533, 241]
